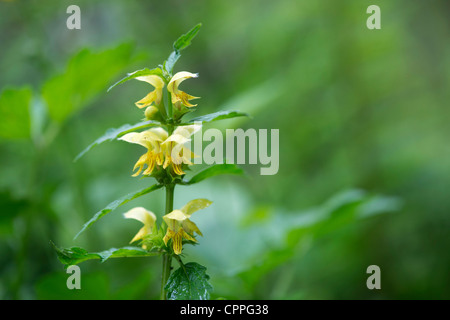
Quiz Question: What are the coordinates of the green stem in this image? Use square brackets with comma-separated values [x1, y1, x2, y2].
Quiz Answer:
[160, 183, 175, 300]
[160, 253, 172, 300]
[167, 92, 174, 135]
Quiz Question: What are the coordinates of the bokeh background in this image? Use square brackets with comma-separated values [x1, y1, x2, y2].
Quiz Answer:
[1, 0, 449, 299]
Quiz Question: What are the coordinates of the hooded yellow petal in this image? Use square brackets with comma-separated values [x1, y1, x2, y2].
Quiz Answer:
[119, 128, 168, 150]
[167, 72, 200, 107]
[181, 199, 213, 217]
[167, 72, 198, 93]
[124, 207, 157, 243]
[135, 75, 165, 89]
[163, 209, 189, 223]
[172, 124, 201, 139]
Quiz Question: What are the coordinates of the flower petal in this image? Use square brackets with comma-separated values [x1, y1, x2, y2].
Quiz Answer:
[163, 209, 189, 222]
[182, 219, 203, 236]
[167, 72, 198, 93]
[135, 90, 158, 109]
[123, 207, 157, 243]
[181, 199, 213, 217]
[135, 75, 165, 89]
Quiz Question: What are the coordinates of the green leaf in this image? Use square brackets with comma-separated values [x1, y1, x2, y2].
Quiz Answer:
[173, 23, 202, 52]
[0, 87, 32, 139]
[107, 67, 164, 92]
[74, 120, 162, 162]
[164, 23, 202, 73]
[42, 43, 135, 123]
[51, 242, 158, 268]
[183, 164, 244, 185]
[165, 262, 213, 300]
[164, 51, 180, 75]
[74, 184, 163, 239]
[185, 110, 250, 125]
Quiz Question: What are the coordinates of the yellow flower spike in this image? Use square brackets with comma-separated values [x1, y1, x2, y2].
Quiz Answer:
[162, 199, 212, 255]
[119, 128, 168, 176]
[123, 207, 157, 244]
[167, 71, 200, 107]
[134, 75, 165, 109]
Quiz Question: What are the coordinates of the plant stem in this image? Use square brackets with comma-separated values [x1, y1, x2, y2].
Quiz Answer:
[160, 253, 172, 300]
[160, 183, 175, 300]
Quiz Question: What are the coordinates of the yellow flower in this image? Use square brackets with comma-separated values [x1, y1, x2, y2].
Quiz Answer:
[167, 72, 200, 107]
[119, 127, 168, 176]
[161, 124, 201, 175]
[120, 124, 200, 177]
[123, 207, 157, 245]
[135, 75, 165, 109]
[163, 199, 212, 254]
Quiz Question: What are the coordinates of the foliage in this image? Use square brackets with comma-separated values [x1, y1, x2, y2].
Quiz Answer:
[0, 0, 449, 300]
[165, 262, 213, 300]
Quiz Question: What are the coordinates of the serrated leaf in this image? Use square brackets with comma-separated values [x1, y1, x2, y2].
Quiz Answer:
[0, 87, 32, 139]
[183, 164, 244, 185]
[165, 262, 212, 300]
[173, 23, 202, 52]
[74, 184, 163, 239]
[185, 110, 250, 125]
[51, 242, 158, 268]
[74, 120, 162, 162]
[107, 67, 164, 92]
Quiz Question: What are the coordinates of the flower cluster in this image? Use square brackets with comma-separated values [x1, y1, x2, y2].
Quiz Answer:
[121, 70, 213, 255]
[120, 71, 201, 177]
[119, 124, 200, 176]
[124, 199, 212, 254]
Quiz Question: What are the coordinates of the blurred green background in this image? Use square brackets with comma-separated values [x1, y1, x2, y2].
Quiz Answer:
[1, 0, 449, 300]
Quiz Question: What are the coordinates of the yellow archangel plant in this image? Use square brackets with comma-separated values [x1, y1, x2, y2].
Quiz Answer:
[55, 23, 248, 300]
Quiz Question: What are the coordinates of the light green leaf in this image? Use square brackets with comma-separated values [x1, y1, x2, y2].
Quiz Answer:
[183, 164, 244, 185]
[185, 110, 250, 125]
[74, 120, 162, 162]
[165, 262, 213, 300]
[51, 242, 158, 268]
[42, 43, 135, 123]
[0, 87, 32, 139]
[74, 184, 163, 239]
[107, 67, 164, 92]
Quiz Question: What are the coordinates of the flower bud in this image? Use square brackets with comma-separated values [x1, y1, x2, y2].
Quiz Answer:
[145, 106, 159, 120]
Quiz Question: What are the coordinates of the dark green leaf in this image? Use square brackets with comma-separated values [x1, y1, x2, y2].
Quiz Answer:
[74, 120, 162, 162]
[74, 184, 163, 239]
[165, 262, 213, 300]
[164, 51, 180, 75]
[185, 110, 250, 125]
[173, 23, 202, 52]
[51, 242, 158, 268]
[164, 23, 202, 73]
[0, 87, 32, 139]
[183, 164, 244, 185]
[107, 67, 164, 92]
